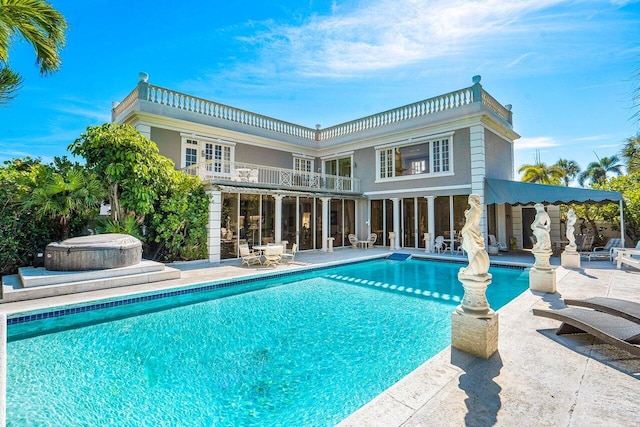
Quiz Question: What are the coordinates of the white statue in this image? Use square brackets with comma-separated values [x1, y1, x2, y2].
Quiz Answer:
[459, 194, 490, 277]
[531, 203, 551, 251]
[566, 209, 577, 250]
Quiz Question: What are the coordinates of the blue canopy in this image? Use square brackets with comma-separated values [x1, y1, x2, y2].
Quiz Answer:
[485, 178, 622, 205]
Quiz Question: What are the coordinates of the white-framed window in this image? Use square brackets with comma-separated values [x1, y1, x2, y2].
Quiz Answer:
[294, 156, 313, 173]
[323, 155, 352, 178]
[181, 135, 235, 172]
[375, 134, 452, 181]
[185, 139, 198, 167]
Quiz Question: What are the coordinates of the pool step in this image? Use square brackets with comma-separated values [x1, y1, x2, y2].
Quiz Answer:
[1, 261, 181, 303]
[387, 253, 412, 261]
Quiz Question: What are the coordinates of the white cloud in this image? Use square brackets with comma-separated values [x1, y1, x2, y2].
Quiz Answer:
[238, 0, 593, 78]
[514, 136, 559, 150]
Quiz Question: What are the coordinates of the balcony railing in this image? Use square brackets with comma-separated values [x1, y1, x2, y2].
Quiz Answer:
[112, 75, 512, 141]
[182, 161, 361, 193]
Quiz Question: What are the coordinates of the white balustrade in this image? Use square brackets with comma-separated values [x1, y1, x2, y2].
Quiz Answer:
[112, 80, 512, 144]
[182, 161, 360, 193]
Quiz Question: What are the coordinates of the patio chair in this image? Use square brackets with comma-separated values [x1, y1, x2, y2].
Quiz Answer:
[488, 235, 507, 252]
[563, 297, 640, 324]
[532, 306, 640, 356]
[239, 245, 261, 266]
[281, 243, 297, 263]
[348, 234, 359, 248]
[581, 237, 622, 261]
[433, 236, 447, 254]
[367, 233, 377, 248]
[263, 245, 283, 267]
[455, 237, 466, 255]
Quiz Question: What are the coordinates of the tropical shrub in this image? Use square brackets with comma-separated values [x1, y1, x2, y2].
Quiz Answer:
[147, 171, 209, 262]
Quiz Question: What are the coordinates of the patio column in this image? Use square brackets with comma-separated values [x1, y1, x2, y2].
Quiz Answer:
[206, 189, 221, 263]
[321, 197, 331, 252]
[425, 196, 435, 252]
[391, 197, 400, 249]
[274, 194, 283, 244]
[469, 124, 487, 239]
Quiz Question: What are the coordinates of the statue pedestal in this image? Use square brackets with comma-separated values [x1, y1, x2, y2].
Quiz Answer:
[451, 272, 499, 359]
[388, 232, 396, 251]
[561, 249, 580, 268]
[455, 273, 494, 318]
[530, 249, 556, 293]
[451, 312, 499, 359]
[423, 233, 431, 253]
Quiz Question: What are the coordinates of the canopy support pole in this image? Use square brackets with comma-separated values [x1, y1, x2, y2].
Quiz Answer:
[620, 199, 625, 246]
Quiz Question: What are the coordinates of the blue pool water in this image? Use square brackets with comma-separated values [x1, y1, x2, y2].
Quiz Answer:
[7, 259, 528, 426]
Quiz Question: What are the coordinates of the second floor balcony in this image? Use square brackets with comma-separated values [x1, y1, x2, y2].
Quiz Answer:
[182, 161, 361, 194]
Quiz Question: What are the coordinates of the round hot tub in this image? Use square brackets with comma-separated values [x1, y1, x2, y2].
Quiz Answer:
[45, 234, 143, 271]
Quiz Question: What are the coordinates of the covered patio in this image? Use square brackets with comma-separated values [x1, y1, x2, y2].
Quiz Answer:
[485, 178, 624, 250]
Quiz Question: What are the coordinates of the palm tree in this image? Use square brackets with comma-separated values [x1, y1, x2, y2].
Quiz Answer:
[621, 135, 640, 175]
[0, 0, 67, 103]
[578, 154, 623, 186]
[21, 163, 106, 240]
[518, 152, 563, 185]
[554, 158, 581, 186]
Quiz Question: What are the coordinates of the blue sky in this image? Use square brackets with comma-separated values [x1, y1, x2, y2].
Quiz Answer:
[1, 0, 640, 180]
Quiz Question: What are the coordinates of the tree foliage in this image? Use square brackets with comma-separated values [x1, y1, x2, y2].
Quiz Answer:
[68, 123, 173, 221]
[20, 157, 105, 239]
[0, 0, 67, 103]
[518, 161, 563, 185]
[578, 154, 623, 186]
[147, 171, 209, 262]
[554, 158, 581, 187]
[592, 174, 640, 245]
[0, 158, 57, 275]
[621, 135, 640, 175]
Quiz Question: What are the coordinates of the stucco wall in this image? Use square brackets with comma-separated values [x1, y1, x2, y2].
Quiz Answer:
[356, 127, 472, 198]
[150, 127, 181, 167]
[484, 129, 513, 180]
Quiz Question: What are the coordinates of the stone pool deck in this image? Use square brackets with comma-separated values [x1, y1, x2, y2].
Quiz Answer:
[1, 248, 639, 426]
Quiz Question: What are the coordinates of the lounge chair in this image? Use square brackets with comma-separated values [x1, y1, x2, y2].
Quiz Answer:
[616, 248, 640, 271]
[488, 234, 507, 252]
[281, 243, 297, 263]
[433, 236, 447, 254]
[581, 237, 623, 261]
[532, 307, 640, 356]
[348, 234, 359, 248]
[564, 297, 640, 324]
[263, 245, 283, 267]
[239, 245, 261, 266]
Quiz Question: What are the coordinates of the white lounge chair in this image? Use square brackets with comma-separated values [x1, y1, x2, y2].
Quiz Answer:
[616, 247, 640, 270]
[488, 234, 507, 252]
[581, 238, 623, 261]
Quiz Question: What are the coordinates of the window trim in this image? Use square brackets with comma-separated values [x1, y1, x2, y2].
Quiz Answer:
[374, 131, 454, 183]
[180, 135, 235, 170]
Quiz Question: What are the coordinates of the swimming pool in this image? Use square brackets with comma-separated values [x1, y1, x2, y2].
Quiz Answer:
[6, 258, 528, 426]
